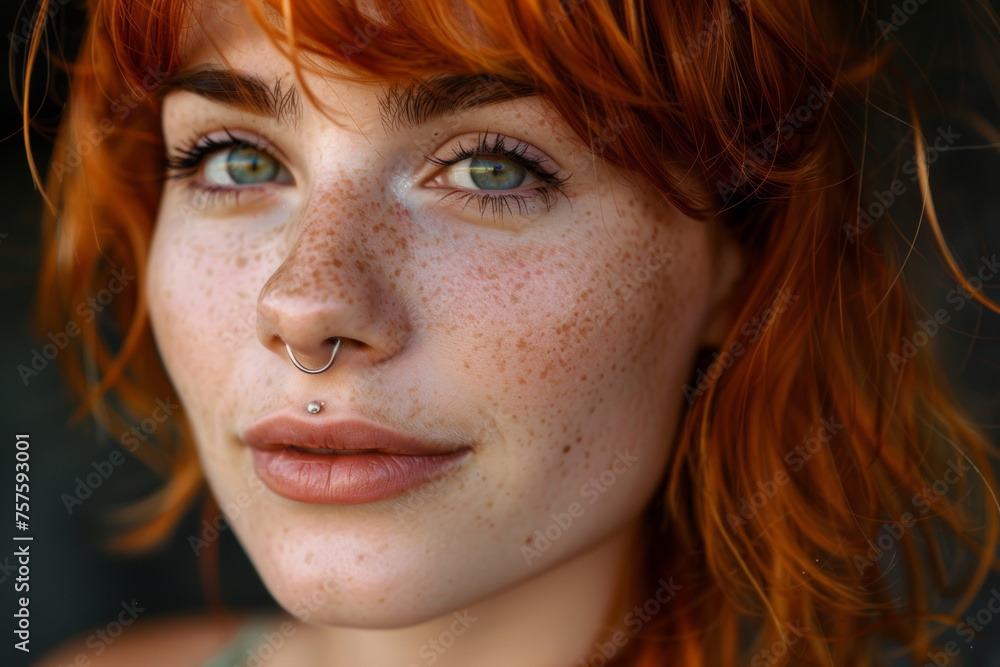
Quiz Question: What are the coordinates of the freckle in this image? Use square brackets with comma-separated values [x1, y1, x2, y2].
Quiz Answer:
[379, 598, 385, 603]
[305, 552, 314, 564]
[563, 445, 571, 453]
[357, 554, 365, 562]
[235, 256, 247, 268]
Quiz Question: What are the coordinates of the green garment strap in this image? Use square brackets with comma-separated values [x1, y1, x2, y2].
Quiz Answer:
[202, 617, 284, 667]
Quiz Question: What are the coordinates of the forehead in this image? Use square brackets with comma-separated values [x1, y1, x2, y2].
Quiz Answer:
[176, 0, 492, 72]
[177, 1, 288, 71]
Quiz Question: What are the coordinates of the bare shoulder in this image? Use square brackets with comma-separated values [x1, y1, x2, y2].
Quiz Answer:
[32, 612, 263, 667]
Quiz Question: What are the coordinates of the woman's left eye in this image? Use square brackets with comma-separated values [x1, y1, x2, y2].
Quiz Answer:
[422, 134, 568, 220]
[438, 154, 539, 191]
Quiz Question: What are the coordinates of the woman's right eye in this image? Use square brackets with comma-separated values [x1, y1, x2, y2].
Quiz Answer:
[202, 145, 293, 186]
[164, 130, 294, 190]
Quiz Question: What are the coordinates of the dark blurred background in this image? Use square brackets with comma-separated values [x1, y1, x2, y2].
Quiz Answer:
[1, 1, 1000, 666]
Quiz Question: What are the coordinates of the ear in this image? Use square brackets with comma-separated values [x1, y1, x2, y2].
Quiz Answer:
[698, 218, 746, 348]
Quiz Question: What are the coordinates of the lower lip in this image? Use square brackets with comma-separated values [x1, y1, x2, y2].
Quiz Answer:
[251, 448, 471, 504]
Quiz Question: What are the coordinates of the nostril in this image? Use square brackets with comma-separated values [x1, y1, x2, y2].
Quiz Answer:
[284, 337, 342, 374]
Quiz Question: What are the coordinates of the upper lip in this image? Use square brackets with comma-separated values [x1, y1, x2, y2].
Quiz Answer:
[243, 411, 466, 456]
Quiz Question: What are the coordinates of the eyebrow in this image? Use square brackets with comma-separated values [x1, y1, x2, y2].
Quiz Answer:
[159, 66, 303, 127]
[377, 73, 539, 130]
[160, 67, 537, 131]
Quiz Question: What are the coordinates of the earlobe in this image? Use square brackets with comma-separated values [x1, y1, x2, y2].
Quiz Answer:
[698, 220, 746, 348]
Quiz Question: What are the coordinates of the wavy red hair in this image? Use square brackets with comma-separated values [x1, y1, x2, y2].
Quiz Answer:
[22, 0, 1000, 664]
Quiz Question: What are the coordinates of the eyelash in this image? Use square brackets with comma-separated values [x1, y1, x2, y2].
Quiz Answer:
[425, 134, 568, 220]
[162, 130, 569, 219]
[162, 129, 277, 207]
[164, 129, 254, 176]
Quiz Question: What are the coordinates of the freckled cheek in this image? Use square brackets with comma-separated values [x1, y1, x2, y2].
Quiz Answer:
[475, 244, 706, 491]
[146, 229, 258, 398]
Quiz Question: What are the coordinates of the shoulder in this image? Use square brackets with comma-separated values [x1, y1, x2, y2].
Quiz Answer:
[32, 612, 271, 667]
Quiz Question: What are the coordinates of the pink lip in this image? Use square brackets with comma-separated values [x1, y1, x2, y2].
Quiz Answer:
[243, 413, 471, 504]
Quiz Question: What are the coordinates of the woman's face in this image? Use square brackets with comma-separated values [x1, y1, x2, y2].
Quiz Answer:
[148, 2, 740, 626]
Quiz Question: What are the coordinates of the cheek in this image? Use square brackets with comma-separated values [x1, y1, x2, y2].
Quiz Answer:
[433, 196, 714, 548]
[145, 208, 279, 421]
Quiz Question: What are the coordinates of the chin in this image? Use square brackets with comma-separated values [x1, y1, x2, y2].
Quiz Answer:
[254, 548, 485, 628]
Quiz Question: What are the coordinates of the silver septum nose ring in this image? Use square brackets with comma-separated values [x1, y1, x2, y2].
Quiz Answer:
[285, 338, 341, 415]
[285, 337, 341, 374]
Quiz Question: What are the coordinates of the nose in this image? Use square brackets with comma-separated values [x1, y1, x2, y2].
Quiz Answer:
[255, 218, 409, 372]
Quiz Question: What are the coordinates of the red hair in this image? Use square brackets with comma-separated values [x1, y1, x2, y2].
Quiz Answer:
[23, 0, 1000, 664]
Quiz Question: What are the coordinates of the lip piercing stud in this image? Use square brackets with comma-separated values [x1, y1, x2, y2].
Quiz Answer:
[286, 337, 341, 374]
[307, 401, 323, 414]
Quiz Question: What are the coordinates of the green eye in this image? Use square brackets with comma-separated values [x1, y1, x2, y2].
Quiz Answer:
[204, 145, 288, 185]
[467, 155, 527, 190]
